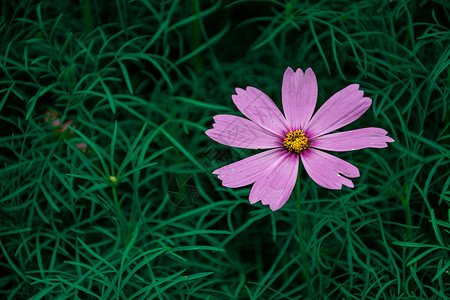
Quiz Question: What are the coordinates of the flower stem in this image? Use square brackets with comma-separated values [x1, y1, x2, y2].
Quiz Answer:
[296, 169, 313, 298]
[112, 185, 128, 242]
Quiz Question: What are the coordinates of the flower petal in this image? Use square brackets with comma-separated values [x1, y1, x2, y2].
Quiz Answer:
[282, 67, 317, 130]
[213, 148, 285, 188]
[249, 151, 299, 211]
[305, 84, 371, 139]
[311, 127, 395, 152]
[76, 143, 88, 153]
[301, 148, 360, 189]
[232, 87, 289, 135]
[205, 115, 282, 149]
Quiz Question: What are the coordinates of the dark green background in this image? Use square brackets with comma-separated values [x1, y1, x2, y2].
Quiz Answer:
[1, 0, 449, 299]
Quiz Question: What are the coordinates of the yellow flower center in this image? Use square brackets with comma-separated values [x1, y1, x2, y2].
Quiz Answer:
[283, 130, 309, 153]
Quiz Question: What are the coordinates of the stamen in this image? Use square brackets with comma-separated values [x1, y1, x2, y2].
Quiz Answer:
[283, 130, 309, 153]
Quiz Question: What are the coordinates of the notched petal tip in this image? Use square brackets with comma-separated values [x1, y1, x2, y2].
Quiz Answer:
[341, 176, 355, 189]
[234, 86, 256, 95]
[334, 172, 356, 189]
[362, 96, 372, 105]
[301, 148, 360, 190]
[386, 137, 395, 143]
[234, 87, 244, 94]
[349, 83, 360, 91]
[304, 67, 315, 78]
[284, 66, 294, 74]
[284, 67, 305, 80]
[269, 201, 284, 211]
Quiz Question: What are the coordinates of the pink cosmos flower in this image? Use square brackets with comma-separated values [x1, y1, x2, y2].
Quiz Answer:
[44, 110, 60, 126]
[205, 67, 394, 211]
[44, 110, 75, 135]
[75, 143, 88, 153]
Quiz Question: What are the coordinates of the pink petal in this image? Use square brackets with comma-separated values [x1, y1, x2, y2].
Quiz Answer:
[282, 67, 317, 131]
[213, 148, 285, 188]
[61, 119, 73, 130]
[55, 119, 74, 134]
[44, 110, 59, 122]
[305, 84, 372, 139]
[249, 151, 299, 211]
[311, 127, 395, 152]
[76, 143, 87, 153]
[301, 148, 360, 189]
[232, 87, 289, 135]
[205, 115, 282, 149]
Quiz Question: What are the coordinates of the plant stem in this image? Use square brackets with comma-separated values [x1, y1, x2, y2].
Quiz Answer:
[112, 185, 128, 242]
[296, 169, 313, 298]
[401, 184, 412, 241]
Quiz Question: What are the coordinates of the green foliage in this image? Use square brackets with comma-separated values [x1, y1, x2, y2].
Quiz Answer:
[0, 0, 449, 298]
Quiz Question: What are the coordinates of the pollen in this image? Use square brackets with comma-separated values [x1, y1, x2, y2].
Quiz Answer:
[283, 130, 309, 153]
